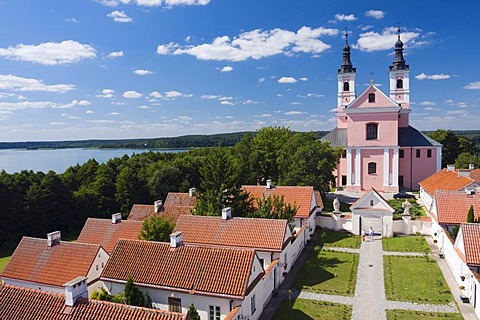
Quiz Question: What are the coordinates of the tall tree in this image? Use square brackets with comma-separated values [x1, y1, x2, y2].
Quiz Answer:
[467, 205, 475, 223]
[139, 215, 175, 242]
[248, 194, 298, 224]
[427, 130, 461, 167]
[187, 303, 201, 320]
[124, 275, 152, 308]
[115, 165, 148, 217]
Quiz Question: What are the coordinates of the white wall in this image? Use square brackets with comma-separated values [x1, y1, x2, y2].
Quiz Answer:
[1, 278, 64, 294]
[420, 187, 433, 211]
[392, 219, 431, 235]
[86, 247, 109, 295]
[316, 215, 353, 233]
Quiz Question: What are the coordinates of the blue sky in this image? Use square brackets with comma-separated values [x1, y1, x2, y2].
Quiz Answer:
[0, 0, 478, 141]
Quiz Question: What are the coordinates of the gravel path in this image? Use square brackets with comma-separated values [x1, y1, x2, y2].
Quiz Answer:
[383, 251, 425, 256]
[385, 300, 458, 313]
[297, 289, 354, 305]
[324, 246, 360, 254]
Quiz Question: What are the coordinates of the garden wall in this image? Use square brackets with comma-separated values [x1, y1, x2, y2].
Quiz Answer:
[316, 215, 352, 233]
[392, 218, 432, 235]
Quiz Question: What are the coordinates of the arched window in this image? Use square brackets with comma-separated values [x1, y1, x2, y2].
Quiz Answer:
[343, 81, 350, 92]
[368, 93, 375, 103]
[396, 79, 403, 89]
[368, 162, 377, 174]
[366, 123, 378, 140]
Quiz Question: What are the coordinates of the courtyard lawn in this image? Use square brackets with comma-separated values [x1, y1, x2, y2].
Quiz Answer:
[387, 199, 426, 219]
[274, 298, 352, 320]
[386, 309, 463, 320]
[293, 248, 359, 296]
[321, 229, 361, 249]
[384, 256, 454, 304]
[382, 236, 431, 253]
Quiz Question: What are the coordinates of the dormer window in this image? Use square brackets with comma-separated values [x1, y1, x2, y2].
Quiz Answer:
[343, 81, 350, 92]
[396, 79, 403, 89]
[366, 123, 378, 140]
[368, 93, 375, 103]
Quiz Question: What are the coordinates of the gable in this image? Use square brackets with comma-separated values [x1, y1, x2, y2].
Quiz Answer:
[350, 188, 395, 213]
[347, 84, 400, 110]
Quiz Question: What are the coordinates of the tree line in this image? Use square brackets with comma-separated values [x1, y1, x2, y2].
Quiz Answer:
[0, 127, 340, 251]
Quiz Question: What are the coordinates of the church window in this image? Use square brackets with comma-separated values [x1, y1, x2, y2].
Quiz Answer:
[366, 123, 378, 140]
[399, 150, 404, 158]
[416, 149, 421, 158]
[368, 93, 375, 103]
[343, 81, 350, 91]
[396, 79, 403, 89]
[368, 162, 377, 174]
[427, 149, 432, 158]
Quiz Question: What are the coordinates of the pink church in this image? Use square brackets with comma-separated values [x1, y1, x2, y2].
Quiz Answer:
[322, 31, 442, 192]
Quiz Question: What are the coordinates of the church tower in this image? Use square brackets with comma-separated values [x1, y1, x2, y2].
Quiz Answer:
[337, 32, 356, 128]
[389, 28, 410, 109]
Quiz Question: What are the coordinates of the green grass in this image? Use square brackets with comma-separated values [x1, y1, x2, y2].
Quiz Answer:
[274, 298, 352, 320]
[293, 248, 359, 296]
[382, 236, 431, 252]
[387, 199, 426, 218]
[386, 309, 462, 320]
[321, 229, 361, 249]
[384, 256, 454, 304]
[0, 256, 11, 273]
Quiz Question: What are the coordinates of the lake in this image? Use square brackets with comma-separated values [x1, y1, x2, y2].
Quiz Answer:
[0, 148, 187, 174]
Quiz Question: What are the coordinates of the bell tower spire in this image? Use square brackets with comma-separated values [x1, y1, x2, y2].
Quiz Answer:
[337, 30, 356, 128]
[389, 28, 410, 111]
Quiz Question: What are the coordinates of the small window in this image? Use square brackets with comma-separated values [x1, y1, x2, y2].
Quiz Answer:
[399, 175, 404, 187]
[209, 306, 220, 320]
[101, 262, 104, 268]
[427, 149, 432, 158]
[368, 162, 377, 174]
[370, 200, 374, 206]
[342, 150, 347, 158]
[416, 149, 421, 158]
[399, 150, 404, 158]
[251, 294, 256, 315]
[168, 297, 182, 313]
[396, 79, 403, 89]
[96, 265, 99, 271]
[341, 175, 347, 186]
[343, 81, 350, 92]
[259, 259, 264, 268]
[368, 93, 375, 103]
[366, 123, 378, 140]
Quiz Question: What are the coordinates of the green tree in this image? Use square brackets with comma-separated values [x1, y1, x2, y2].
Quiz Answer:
[427, 130, 461, 167]
[147, 164, 182, 201]
[115, 165, 148, 217]
[187, 303, 201, 320]
[124, 275, 152, 308]
[467, 205, 475, 223]
[455, 152, 480, 169]
[91, 287, 125, 303]
[248, 194, 298, 224]
[139, 215, 175, 242]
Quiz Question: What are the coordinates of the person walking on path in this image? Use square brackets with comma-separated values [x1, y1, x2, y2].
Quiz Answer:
[369, 227, 374, 240]
[361, 229, 366, 242]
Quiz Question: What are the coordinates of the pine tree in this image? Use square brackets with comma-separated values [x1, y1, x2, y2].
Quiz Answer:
[187, 303, 200, 320]
[467, 205, 475, 223]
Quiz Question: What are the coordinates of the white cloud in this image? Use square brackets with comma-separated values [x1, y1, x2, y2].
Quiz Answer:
[334, 14, 357, 22]
[353, 27, 420, 52]
[164, 90, 192, 98]
[220, 66, 233, 72]
[66, 18, 80, 23]
[0, 101, 58, 110]
[258, 77, 265, 84]
[220, 100, 235, 105]
[243, 100, 258, 105]
[137, 0, 210, 7]
[365, 10, 385, 19]
[150, 91, 162, 98]
[107, 51, 124, 59]
[97, 89, 115, 98]
[156, 26, 338, 61]
[201, 94, 221, 99]
[107, 10, 132, 23]
[176, 115, 192, 121]
[88, 119, 116, 124]
[53, 100, 91, 109]
[138, 105, 151, 109]
[0, 75, 75, 92]
[255, 113, 272, 118]
[278, 77, 297, 84]
[306, 93, 323, 98]
[0, 40, 96, 65]
[415, 73, 450, 80]
[464, 81, 480, 90]
[218, 96, 233, 101]
[299, 77, 308, 81]
[96, 0, 132, 7]
[419, 101, 436, 106]
[134, 69, 153, 75]
[109, 112, 120, 115]
[285, 111, 305, 115]
[123, 90, 143, 98]
[86, 110, 95, 114]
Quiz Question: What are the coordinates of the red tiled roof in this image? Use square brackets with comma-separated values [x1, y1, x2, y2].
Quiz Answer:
[163, 206, 193, 223]
[0, 283, 186, 320]
[242, 185, 316, 218]
[460, 223, 480, 265]
[225, 306, 241, 320]
[164, 193, 196, 207]
[471, 169, 480, 183]
[101, 240, 254, 298]
[174, 215, 288, 252]
[77, 218, 143, 253]
[419, 168, 474, 196]
[434, 190, 480, 224]
[314, 190, 324, 210]
[1, 237, 101, 287]
[128, 204, 158, 221]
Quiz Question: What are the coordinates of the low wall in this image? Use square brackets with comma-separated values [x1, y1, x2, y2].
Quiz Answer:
[316, 215, 352, 233]
[392, 218, 432, 235]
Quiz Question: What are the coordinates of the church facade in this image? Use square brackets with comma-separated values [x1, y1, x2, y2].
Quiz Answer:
[322, 31, 442, 192]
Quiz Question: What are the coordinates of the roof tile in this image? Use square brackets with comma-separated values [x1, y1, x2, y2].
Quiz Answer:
[460, 223, 480, 265]
[419, 168, 475, 196]
[128, 204, 158, 221]
[434, 190, 480, 224]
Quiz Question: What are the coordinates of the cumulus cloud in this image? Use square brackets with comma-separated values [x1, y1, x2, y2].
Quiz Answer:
[86, 110, 95, 114]
[365, 10, 384, 19]
[150, 91, 162, 98]
[464, 81, 480, 90]
[285, 110, 305, 115]
[258, 77, 265, 84]
[138, 105, 151, 109]
[156, 26, 338, 61]
[123, 90, 143, 98]
[0, 40, 96, 65]
[164, 90, 192, 98]
[353, 27, 421, 52]
[97, 89, 115, 98]
[334, 14, 357, 22]
[220, 100, 235, 106]
[299, 77, 308, 81]
[107, 51, 124, 59]
[220, 66, 233, 72]
[419, 101, 436, 106]
[137, 0, 210, 7]
[107, 10, 132, 23]
[52, 100, 92, 109]
[201, 94, 221, 99]
[278, 77, 297, 84]
[96, 0, 132, 7]
[133, 69, 153, 75]
[415, 73, 450, 80]
[0, 75, 75, 92]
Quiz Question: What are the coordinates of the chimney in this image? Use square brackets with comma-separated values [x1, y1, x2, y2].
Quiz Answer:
[170, 231, 183, 248]
[111, 213, 122, 224]
[458, 169, 471, 178]
[64, 277, 88, 307]
[469, 163, 475, 170]
[222, 207, 232, 220]
[266, 179, 272, 189]
[189, 187, 196, 197]
[154, 200, 163, 213]
[446, 164, 455, 172]
[47, 231, 61, 247]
